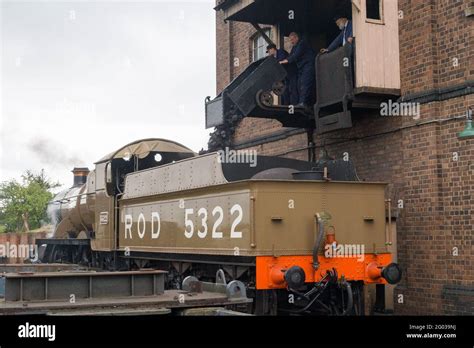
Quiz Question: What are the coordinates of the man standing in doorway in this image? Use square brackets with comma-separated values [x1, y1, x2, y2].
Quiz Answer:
[320, 15, 353, 53]
[279, 32, 316, 109]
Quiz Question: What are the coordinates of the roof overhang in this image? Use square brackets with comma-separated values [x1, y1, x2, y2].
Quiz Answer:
[215, 0, 352, 36]
[218, 0, 289, 25]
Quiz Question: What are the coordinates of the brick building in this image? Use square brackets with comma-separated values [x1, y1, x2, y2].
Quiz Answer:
[211, 0, 473, 314]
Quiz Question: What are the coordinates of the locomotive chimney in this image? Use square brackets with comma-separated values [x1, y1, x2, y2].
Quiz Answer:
[72, 167, 90, 187]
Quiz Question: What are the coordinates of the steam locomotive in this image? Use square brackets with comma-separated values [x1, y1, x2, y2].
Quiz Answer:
[41, 138, 401, 315]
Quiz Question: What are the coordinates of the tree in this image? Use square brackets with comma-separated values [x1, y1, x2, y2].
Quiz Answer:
[0, 170, 61, 232]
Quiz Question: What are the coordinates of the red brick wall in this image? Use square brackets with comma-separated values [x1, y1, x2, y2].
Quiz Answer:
[214, 0, 473, 314]
[394, 0, 473, 314]
[396, 99, 473, 315]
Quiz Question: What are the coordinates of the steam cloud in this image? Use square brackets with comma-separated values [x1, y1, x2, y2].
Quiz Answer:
[28, 137, 85, 168]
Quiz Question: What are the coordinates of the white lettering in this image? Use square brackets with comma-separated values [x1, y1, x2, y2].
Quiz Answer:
[211, 206, 224, 239]
[137, 213, 146, 239]
[151, 212, 160, 239]
[230, 204, 243, 238]
[124, 214, 133, 239]
[184, 208, 194, 238]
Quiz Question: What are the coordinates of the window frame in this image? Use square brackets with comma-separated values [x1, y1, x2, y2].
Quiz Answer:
[251, 28, 272, 62]
[365, 0, 385, 25]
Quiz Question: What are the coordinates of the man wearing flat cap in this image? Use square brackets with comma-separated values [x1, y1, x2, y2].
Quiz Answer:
[266, 43, 288, 62]
[321, 15, 353, 53]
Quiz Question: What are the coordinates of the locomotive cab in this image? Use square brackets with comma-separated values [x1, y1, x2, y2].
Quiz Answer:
[97, 139, 197, 196]
[103, 151, 196, 196]
[91, 139, 196, 250]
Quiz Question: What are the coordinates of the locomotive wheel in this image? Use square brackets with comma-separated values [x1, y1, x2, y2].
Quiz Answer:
[272, 81, 286, 96]
[258, 90, 274, 107]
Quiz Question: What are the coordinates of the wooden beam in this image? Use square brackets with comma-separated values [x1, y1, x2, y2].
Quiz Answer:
[251, 22, 275, 46]
[352, 0, 362, 12]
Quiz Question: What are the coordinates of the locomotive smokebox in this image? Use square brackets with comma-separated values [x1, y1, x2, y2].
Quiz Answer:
[72, 167, 90, 187]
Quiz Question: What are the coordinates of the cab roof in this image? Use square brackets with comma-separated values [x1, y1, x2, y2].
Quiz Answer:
[95, 138, 196, 164]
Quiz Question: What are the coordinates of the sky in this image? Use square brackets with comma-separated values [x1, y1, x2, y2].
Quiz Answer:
[0, 0, 216, 189]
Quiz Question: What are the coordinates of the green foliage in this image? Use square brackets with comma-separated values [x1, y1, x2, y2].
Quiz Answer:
[0, 170, 60, 232]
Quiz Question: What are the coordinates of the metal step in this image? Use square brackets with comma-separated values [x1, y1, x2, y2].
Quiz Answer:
[4, 270, 166, 302]
[0, 263, 84, 274]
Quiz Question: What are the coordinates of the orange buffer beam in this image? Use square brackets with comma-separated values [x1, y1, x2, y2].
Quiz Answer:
[256, 254, 393, 290]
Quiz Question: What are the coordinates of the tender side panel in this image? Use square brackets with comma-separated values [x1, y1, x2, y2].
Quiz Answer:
[117, 181, 388, 258]
[253, 181, 388, 255]
[122, 153, 228, 200]
[118, 189, 253, 256]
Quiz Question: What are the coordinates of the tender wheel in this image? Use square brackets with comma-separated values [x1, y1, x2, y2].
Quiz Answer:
[259, 90, 274, 107]
[272, 81, 286, 96]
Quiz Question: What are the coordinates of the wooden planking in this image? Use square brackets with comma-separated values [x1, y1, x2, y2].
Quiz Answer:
[353, 0, 367, 87]
[384, 0, 401, 89]
[353, 0, 401, 90]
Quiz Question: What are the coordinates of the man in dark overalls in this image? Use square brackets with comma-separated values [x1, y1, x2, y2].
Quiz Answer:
[266, 44, 299, 105]
[279, 32, 316, 108]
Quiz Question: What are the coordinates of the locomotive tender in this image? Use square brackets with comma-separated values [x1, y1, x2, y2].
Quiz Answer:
[43, 138, 401, 315]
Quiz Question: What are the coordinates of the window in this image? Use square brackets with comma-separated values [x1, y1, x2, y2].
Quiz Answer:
[366, 0, 382, 21]
[252, 29, 272, 62]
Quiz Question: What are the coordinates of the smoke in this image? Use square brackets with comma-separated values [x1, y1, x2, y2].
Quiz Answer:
[27, 137, 80, 238]
[46, 201, 60, 238]
[28, 137, 85, 168]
